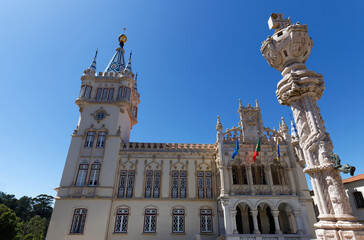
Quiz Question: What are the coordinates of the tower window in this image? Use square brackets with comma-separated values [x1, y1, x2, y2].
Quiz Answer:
[108, 88, 114, 100]
[353, 192, 364, 208]
[75, 164, 88, 186]
[114, 208, 129, 233]
[88, 163, 101, 186]
[118, 170, 135, 198]
[95, 88, 102, 100]
[123, 87, 131, 100]
[84, 131, 95, 148]
[118, 86, 124, 99]
[143, 209, 157, 233]
[171, 171, 187, 198]
[70, 208, 87, 234]
[84, 86, 92, 98]
[133, 106, 138, 118]
[79, 86, 86, 97]
[200, 209, 213, 233]
[172, 209, 185, 233]
[102, 88, 108, 100]
[96, 131, 107, 148]
[197, 171, 213, 198]
[144, 170, 161, 198]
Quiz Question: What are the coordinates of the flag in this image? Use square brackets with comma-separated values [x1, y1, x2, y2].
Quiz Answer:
[276, 138, 280, 161]
[252, 138, 260, 162]
[291, 119, 298, 138]
[232, 138, 239, 159]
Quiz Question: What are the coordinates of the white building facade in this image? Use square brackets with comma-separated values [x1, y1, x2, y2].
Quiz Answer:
[46, 35, 316, 240]
[343, 174, 364, 224]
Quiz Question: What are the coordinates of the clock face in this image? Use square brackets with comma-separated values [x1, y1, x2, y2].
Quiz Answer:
[96, 111, 106, 120]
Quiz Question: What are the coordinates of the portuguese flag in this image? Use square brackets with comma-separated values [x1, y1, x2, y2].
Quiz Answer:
[252, 138, 261, 162]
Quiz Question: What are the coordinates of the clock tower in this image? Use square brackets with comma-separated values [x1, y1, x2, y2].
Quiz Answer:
[47, 34, 140, 239]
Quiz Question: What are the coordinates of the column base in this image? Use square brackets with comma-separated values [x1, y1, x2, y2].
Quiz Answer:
[315, 229, 364, 240]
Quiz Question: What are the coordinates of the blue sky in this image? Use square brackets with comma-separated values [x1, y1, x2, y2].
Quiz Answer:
[1, 0, 363, 198]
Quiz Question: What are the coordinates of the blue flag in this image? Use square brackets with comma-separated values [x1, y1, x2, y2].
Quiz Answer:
[232, 138, 239, 159]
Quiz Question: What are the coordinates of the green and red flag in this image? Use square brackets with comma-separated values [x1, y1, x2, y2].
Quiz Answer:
[252, 138, 261, 162]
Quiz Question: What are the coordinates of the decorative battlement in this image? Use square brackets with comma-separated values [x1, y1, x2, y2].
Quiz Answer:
[123, 142, 216, 152]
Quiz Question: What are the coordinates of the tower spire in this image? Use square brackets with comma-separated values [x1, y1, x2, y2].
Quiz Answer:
[104, 34, 127, 73]
[88, 49, 98, 72]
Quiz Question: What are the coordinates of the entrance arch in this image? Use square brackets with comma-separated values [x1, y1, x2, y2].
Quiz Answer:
[257, 203, 275, 234]
[235, 202, 254, 234]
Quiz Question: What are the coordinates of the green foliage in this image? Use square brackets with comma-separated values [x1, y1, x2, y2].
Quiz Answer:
[0, 192, 54, 240]
[0, 204, 19, 240]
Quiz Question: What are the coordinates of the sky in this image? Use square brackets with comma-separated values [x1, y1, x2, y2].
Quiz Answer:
[0, 0, 363, 199]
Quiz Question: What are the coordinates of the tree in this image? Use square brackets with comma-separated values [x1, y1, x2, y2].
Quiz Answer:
[32, 194, 53, 220]
[0, 192, 18, 211]
[0, 204, 19, 240]
[16, 196, 34, 221]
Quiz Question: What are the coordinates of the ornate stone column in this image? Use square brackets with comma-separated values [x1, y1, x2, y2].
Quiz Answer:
[261, 13, 364, 239]
[246, 164, 255, 195]
[230, 209, 238, 234]
[250, 210, 261, 234]
[293, 210, 304, 234]
[265, 163, 275, 195]
[272, 210, 282, 234]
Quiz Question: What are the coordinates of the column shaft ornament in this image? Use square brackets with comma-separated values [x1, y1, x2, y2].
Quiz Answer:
[261, 13, 364, 239]
[272, 210, 282, 234]
[250, 210, 261, 234]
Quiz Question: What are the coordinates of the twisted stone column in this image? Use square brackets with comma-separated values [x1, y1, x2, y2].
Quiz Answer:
[261, 13, 364, 240]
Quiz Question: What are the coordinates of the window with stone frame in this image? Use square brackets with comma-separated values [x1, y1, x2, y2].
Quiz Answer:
[197, 171, 213, 198]
[232, 165, 248, 185]
[118, 86, 124, 99]
[114, 208, 129, 233]
[133, 106, 138, 118]
[123, 87, 131, 100]
[102, 88, 108, 100]
[96, 131, 107, 148]
[353, 192, 364, 208]
[200, 209, 213, 233]
[84, 131, 95, 148]
[118, 170, 135, 198]
[88, 163, 101, 186]
[271, 164, 288, 185]
[75, 164, 88, 186]
[107, 88, 114, 100]
[95, 88, 102, 100]
[84, 86, 92, 98]
[145, 170, 161, 198]
[70, 208, 87, 234]
[171, 171, 187, 198]
[172, 209, 185, 233]
[251, 165, 266, 185]
[143, 209, 157, 233]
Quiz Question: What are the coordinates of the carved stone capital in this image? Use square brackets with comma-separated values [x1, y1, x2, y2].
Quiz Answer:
[250, 210, 259, 217]
[276, 64, 325, 106]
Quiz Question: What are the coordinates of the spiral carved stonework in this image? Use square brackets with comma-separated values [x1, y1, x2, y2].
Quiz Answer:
[261, 13, 364, 239]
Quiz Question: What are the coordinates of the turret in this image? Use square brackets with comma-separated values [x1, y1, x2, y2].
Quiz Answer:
[237, 99, 264, 143]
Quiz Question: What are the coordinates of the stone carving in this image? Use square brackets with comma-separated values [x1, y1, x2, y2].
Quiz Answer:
[261, 13, 364, 239]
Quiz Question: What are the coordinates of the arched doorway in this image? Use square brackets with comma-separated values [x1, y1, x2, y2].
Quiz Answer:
[257, 203, 275, 234]
[278, 203, 296, 234]
[235, 203, 254, 234]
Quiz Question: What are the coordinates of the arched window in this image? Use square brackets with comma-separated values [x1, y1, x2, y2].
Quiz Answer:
[75, 164, 88, 186]
[114, 208, 129, 233]
[96, 131, 107, 148]
[123, 87, 131, 100]
[232, 165, 248, 185]
[271, 164, 288, 185]
[88, 163, 101, 186]
[70, 208, 87, 233]
[252, 165, 266, 185]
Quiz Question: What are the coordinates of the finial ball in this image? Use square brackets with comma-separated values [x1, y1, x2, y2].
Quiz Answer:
[119, 34, 127, 43]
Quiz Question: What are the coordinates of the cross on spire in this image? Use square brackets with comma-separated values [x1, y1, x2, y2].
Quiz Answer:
[268, 13, 291, 32]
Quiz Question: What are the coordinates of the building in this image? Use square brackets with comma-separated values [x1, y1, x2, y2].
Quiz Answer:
[46, 34, 316, 240]
[343, 174, 364, 224]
